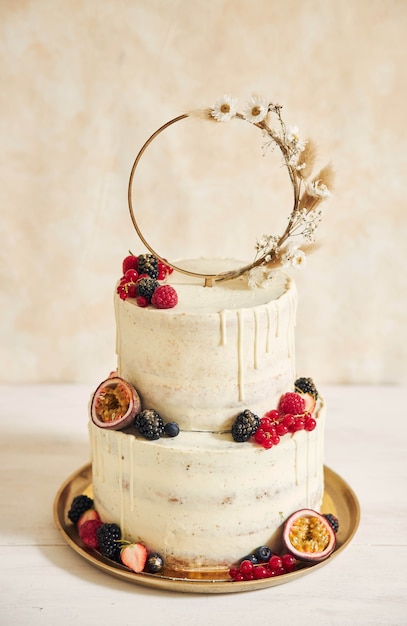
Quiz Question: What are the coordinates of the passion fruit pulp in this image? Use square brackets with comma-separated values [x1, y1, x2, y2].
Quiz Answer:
[283, 509, 336, 562]
[91, 376, 141, 430]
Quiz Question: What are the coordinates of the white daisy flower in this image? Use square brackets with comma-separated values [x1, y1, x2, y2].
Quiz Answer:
[291, 248, 307, 269]
[242, 95, 269, 124]
[211, 95, 238, 122]
[286, 126, 306, 152]
[306, 179, 332, 199]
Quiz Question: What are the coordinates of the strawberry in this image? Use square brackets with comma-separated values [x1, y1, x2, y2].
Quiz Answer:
[278, 392, 305, 416]
[301, 393, 316, 414]
[77, 508, 100, 530]
[120, 542, 148, 573]
[79, 519, 103, 548]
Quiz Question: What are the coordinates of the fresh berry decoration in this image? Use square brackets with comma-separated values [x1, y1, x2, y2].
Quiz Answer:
[136, 409, 165, 440]
[138, 253, 159, 279]
[77, 508, 101, 530]
[120, 542, 148, 573]
[136, 276, 160, 301]
[294, 377, 319, 400]
[97, 523, 122, 562]
[145, 552, 164, 573]
[229, 550, 298, 581]
[164, 421, 180, 437]
[231, 409, 260, 442]
[157, 260, 173, 280]
[278, 392, 306, 416]
[79, 519, 103, 549]
[122, 254, 139, 274]
[151, 284, 178, 309]
[118, 253, 178, 308]
[323, 513, 339, 533]
[294, 377, 318, 413]
[68, 494, 94, 524]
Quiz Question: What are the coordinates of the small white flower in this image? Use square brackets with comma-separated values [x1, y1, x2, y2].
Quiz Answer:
[248, 266, 277, 288]
[280, 245, 306, 270]
[211, 95, 238, 122]
[291, 248, 307, 269]
[306, 179, 332, 198]
[286, 125, 306, 153]
[242, 95, 269, 124]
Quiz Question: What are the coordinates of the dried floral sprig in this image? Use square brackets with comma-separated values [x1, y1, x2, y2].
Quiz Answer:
[191, 95, 334, 285]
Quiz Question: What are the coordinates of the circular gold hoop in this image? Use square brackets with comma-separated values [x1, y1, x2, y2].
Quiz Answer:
[127, 111, 295, 286]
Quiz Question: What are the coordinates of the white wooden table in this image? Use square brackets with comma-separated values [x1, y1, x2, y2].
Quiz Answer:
[1, 384, 406, 626]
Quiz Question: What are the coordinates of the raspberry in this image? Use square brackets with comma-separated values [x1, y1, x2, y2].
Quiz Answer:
[151, 284, 178, 309]
[278, 392, 306, 416]
[79, 519, 103, 549]
[136, 409, 165, 440]
[231, 409, 260, 442]
[96, 523, 122, 562]
[67, 495, 94, 524]
[295, 377, 318, 400]
[122, 254, 138, 274]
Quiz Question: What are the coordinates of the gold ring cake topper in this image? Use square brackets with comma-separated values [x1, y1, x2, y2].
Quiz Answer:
[128, 95, 333, 287]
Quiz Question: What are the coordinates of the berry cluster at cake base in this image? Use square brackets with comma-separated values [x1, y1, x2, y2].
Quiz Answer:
[67, 493, 339, 581]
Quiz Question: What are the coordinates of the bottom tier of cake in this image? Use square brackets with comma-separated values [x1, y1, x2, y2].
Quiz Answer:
[89, 403, 325, 571]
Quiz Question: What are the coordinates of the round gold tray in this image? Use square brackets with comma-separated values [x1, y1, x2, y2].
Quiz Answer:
[54, 464, 360, 594]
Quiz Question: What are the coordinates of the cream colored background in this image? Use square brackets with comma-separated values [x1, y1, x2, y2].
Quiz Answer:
[1, 0, 406, 385]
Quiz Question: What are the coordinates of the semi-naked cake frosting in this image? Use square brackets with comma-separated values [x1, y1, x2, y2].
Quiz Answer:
[89, 258, 325, 571]
[84, 95, 336, 576]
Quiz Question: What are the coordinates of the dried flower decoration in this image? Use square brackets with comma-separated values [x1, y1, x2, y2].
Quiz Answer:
[198, 95, 334, 285]
[127, 96, 333, 287]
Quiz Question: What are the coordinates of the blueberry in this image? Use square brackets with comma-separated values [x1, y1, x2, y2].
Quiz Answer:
[240, 553, 259, 565]
[146, 553, 164, 573]
[253, 545, 272, 562]
[164, 422, 180, 437]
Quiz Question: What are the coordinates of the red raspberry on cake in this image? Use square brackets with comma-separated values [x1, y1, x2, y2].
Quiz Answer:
[278, 392, 306, 416]
[151, 284, 178, 309]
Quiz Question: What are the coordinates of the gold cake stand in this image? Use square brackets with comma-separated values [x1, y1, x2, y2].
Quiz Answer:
[54, 464, 360, 594]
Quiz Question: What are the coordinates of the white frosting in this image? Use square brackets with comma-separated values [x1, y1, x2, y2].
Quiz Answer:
[115, 260, 297, 432]
[89, 402, 325, 571]
[88, 258, 326, 572]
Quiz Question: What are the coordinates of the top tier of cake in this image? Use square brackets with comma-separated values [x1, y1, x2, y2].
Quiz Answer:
[115, 259, 297, 432]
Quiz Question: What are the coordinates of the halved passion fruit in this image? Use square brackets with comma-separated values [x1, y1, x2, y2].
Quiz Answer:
[283, 509, 336, 562]
[91, 376, 141, 430]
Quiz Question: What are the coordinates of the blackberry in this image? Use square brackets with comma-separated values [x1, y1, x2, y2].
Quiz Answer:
[323, 513, 339, 533]
[294, 377, 319, 399]
[138, 254, 159, 279]
[96, 523, 122, 562]
[67, 494, 94, 524]
[136, 277, 159, 301]
[231, 409, 260, 442]
[136, 409, 165, 440]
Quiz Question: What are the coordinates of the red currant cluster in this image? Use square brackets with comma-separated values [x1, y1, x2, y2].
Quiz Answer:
[254, 393, 317, 450]
[229, 553, 297, 581]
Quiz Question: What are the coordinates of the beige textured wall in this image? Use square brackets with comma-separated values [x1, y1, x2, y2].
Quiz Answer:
[1, 0, 406, 385]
